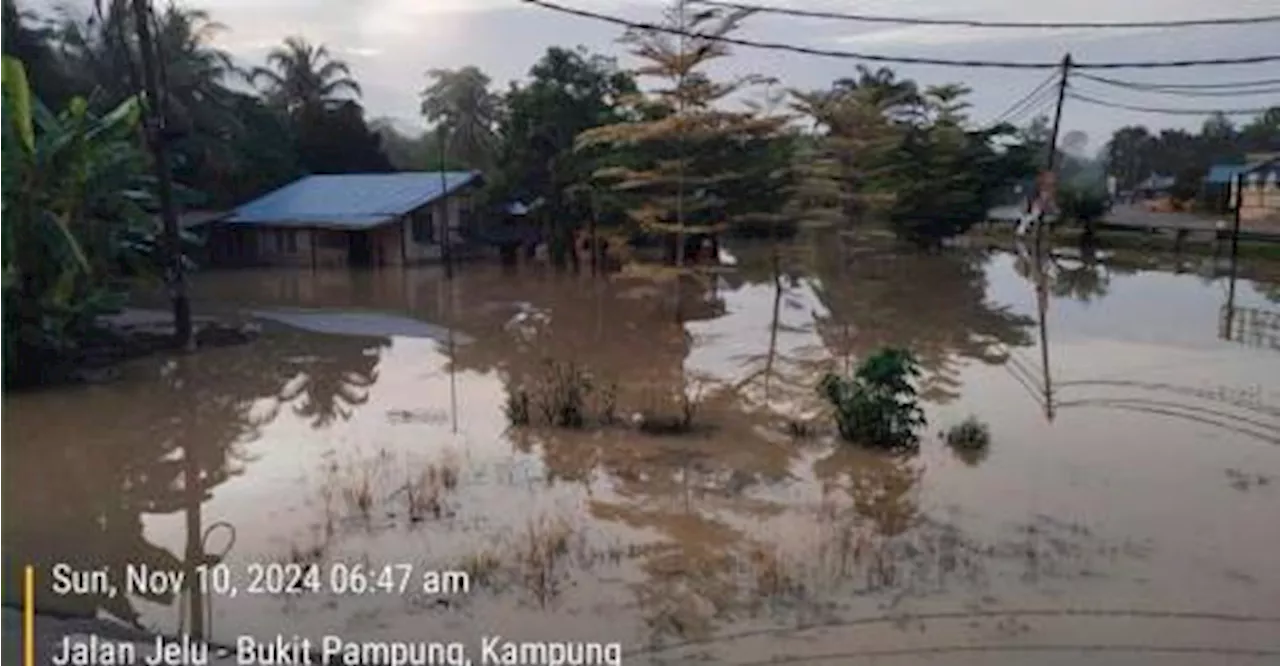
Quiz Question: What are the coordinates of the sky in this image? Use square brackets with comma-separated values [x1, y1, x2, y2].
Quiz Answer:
[27, 0, 1280, 150]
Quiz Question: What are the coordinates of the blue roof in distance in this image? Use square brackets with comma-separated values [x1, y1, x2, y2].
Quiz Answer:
[226, 171, 482, 228]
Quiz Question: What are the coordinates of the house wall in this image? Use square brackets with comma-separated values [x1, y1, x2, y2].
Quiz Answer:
[212, 181, 488, 268]
[1230, 173, 1280, 226]
[398, 186, 480, 264]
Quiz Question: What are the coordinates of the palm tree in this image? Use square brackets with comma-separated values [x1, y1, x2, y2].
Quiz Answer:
[250, 36, 361, 116]
[419, 66, 500, 169]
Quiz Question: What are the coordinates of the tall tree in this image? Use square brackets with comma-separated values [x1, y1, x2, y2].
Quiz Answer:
[577, 3, 789, 284]
[497, 46, 639, 264]
[420, 66, 501, 170]
[250, 36, 361, 117]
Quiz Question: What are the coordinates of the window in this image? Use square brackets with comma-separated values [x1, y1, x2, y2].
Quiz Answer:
[412, 210, 434, 244]
[283, 229, 298, 253]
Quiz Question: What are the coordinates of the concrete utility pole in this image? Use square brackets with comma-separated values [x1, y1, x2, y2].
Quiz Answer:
[1036, 53, 1072, 246]
[131, 0, 193, 348]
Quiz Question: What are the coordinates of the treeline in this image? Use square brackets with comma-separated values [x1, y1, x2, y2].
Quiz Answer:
[2, 1, 1049, 385]
[1105, 110, 1280, 200]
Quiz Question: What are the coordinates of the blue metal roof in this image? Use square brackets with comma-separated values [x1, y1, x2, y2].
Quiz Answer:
[1207, 160, 1280, 185]
[1208, 164, 1247, 185]
[226, 171, 482, 229]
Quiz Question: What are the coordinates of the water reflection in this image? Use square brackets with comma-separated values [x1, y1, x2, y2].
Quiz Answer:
[2, 330, 391, 632]
[5, 237, 1280, 658]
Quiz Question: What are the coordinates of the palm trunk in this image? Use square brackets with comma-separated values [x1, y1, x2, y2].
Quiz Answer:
[130, 0, 192, 349]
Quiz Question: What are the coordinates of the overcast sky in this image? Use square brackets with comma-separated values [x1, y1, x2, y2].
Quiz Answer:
[30, 0, 1280, 150]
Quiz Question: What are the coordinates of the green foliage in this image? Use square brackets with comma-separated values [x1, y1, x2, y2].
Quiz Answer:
[420, 66, 502, 171]
[1056, 186, 1109, 224]
[945, 416, 991, 450]
[791, 73, 1038, 245]
[576, 4, 792, 276]
[819, 348, 926, 449]
[496, 46, 640, 264]
[2, 56, 154, 387]
[1106, 111, 1280, 196]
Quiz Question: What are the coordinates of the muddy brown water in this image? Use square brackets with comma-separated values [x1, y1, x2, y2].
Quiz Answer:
[4, 238, 1280, 665]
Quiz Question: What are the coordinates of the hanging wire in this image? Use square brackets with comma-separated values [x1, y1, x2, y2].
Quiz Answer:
[517, 0, 1280, 70]
[1074, 72, 1280, 97]
[984, 71, 1062, 127]
[689, 0, 1280, 29]
[1071, 73, 1280, 90]
[1066, 89, 1278, 115]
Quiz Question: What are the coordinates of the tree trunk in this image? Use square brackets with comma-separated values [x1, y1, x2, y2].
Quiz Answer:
[130, 0, 192, 349]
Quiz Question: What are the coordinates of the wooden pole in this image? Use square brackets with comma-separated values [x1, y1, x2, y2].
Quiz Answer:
[131, 0, 192, 349]
[1035, 53, 1071, 247]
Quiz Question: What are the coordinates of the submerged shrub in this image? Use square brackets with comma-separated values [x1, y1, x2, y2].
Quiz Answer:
[944, 416, 991, 466]
[818, 348, 926, 449]
[945, 416, 991, 450]
[504, 385, 532, 426]
[536, 360, 594, 428]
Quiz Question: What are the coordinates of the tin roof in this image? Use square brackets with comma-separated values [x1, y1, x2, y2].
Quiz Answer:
[1207, 158, 1280, 185]
[225, 171, 482, 229]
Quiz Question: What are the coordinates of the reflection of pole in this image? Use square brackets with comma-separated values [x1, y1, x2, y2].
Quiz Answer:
[764, 254, 782, 401]
[448, 282, 458, 436]
[1222, 173, 1244, 341]
[182, 449, 206, 641]
[1033, 246, 1055, 421]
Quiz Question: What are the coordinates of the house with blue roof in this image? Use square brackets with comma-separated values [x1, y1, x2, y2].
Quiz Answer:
[209, 171, 485, 267]
[1204, 153, 1280, 224]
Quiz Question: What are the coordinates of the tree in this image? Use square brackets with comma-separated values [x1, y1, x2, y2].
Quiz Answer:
[420, 66, 502, 170]
[496, 46, 640, 266]
[251, 36, 361, 117]
[2, 0, 75, 106]
[295, 101, 393, 174]
[887, 85, 1026, 246]
[577, 3, 789, 284]
[2, 57, 158, 386]
[789, 84, 901, 226]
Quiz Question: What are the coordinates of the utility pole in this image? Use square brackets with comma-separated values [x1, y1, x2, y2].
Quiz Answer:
[436, 125, 454, 281]
[1035, 53, 1072, 246]
[131, 0, 192, 349]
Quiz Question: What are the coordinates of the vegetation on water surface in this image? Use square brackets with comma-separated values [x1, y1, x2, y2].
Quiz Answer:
[944, 416, 992, 465]
[820, 348, 927, 450]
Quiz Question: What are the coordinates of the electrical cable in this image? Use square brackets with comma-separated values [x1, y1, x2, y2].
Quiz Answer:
[518, 0, 1280, 70]
[1075, 73, 1280, 90]
[986, 72, 1061, 126]
[1075, 72, 1280, 96]
[1066, 89, 1278, 115]
[689, 0, 1280, 29]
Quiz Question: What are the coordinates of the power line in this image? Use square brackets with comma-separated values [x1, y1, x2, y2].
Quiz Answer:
[1066, 89, 1278, 115]
[987, 71, 1061, 126]
[518, 0, 1280, 70]
[1077, 74, 1280, 89]
[1075, 72, 1280, 95]
[690, 0, 1280, 29]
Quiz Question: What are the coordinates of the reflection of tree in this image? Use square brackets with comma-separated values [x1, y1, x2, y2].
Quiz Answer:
[1, 329, 389, 629]
[277, 332, 389, 427]
[813, 446, 922, 538]
[1013, 244, 1111, 303]
[802, 236, 1035, 404]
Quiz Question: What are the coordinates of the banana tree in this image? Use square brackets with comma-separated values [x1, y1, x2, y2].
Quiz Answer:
[2, 56, 161, 385]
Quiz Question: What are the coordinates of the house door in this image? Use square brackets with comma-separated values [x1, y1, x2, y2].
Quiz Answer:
[348, 231, 373, 266]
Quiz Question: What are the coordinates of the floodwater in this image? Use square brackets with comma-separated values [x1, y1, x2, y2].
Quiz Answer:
[5, 236, 1280, 665]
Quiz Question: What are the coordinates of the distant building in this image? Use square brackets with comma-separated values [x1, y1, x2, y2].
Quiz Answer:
[208, 171, 485, 268]
[1206, 154, 1280, 226]
[1132, 174, 1176, 201]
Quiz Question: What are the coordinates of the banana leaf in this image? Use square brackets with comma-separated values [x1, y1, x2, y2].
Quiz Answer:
[1, 56, 34, 154]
